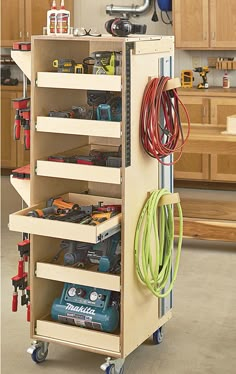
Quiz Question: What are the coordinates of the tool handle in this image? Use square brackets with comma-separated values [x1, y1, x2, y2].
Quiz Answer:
[12, 292, 18, 312]
[18, 259, 24, 278]
[14, 117, 21, 140]
[27, 303, 30, 322]
[24, 129, 30, 150]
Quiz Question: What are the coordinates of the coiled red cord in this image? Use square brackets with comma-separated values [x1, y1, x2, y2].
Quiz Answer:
[140, 76, 190, 165]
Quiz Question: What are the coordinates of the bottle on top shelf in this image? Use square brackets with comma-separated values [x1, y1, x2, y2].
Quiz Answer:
[56, 0, 70, 35]
[47, 0, 58, 35]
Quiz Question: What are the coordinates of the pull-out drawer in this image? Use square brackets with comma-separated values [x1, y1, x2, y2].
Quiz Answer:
[35, 319, 121, 356]
[37, 72, 122, 92]
[9, 193, 121, 243]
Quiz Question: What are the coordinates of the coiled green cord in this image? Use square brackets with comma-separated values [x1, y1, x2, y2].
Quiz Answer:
[134, 189, 183, 298]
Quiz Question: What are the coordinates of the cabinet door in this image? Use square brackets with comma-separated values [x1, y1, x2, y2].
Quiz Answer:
[210, 0, 236, 49]
[1, 91, 17, 168]
[211, 98, 236, 126]
[1, 0, 24, 47]
[174, 153, 210, 180]
[24, 0, 74, 40]
[211, 155, 236, 182]
[174, 0, 209, 48]
[179, 96, 210, 124]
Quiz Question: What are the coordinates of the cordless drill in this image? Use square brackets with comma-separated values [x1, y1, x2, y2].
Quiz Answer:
[193, 66, 209, 89]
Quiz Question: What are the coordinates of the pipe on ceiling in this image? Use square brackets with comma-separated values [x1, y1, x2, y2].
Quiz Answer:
[106, 0, 152, 16]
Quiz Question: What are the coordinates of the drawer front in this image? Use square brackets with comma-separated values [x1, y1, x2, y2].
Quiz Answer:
[9, 193, 121, 243]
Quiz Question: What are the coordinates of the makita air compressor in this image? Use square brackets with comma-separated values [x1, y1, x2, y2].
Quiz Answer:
[51, 283, 119, 333]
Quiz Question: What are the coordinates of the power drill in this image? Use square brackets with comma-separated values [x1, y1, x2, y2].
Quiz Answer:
[193, 66, 209, 89]
[91, 51, 121, 75]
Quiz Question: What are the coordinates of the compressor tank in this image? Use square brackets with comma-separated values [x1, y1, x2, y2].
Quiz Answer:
[51, 283, 119, 333]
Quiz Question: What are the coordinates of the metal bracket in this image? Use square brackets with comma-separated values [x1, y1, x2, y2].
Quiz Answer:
[97, 224, 121, 242]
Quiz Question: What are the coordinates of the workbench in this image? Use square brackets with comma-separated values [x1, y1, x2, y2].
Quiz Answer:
[175, 125, 236, 242]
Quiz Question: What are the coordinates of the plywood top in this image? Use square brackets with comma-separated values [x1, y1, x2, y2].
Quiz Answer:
[178, 87, 236, 97]
[31, 34, 174, 43]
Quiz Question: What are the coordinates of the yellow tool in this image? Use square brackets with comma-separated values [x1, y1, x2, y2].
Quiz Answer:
[193, 66, 209, 89]
[181, 70, 193, 88]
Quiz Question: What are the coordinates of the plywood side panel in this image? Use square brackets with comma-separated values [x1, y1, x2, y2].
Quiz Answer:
[122, 50, 166, 357]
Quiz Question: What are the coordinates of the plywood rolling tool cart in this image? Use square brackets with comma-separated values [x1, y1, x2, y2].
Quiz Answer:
[9, 34, 188, 373]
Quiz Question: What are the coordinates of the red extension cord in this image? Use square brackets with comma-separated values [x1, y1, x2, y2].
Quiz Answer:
[140, 76, 190, 166]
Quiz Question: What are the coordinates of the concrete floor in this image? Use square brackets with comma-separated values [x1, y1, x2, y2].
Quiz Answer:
[1, 175, 236, 374]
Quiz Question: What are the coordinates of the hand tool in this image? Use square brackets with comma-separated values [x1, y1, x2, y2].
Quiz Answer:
[91, 51, 122, 75]
[12, 42, 31, 51]
[48, 109, 75, 118]
[12, 97, 30, 142]
[96, 104, 112, 121]
[51, 283, 119, 332]
[20, 108, 31, 150]
[12, 164, 30, 179]
[53, 59, 84, 74]
[193, 66, 209, 89]
[11, 239, 30, 312]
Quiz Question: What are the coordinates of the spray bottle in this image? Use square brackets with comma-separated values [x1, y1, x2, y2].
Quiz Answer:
[47, 0, 57, 35]
[56, 0, 70, 35]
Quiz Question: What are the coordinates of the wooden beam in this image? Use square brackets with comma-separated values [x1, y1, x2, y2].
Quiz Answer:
[174, 217, 236, 242]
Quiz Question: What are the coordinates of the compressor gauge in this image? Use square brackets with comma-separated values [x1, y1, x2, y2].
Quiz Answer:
[89, 291, 99, 302]
[67, 286, 76, 297]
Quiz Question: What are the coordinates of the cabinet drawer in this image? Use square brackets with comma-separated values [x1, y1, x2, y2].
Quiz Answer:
[9, 193, 121, 243]
[36, 262, 120, 292]
[35, 319, 121, 355]
[36, 116, 121, 139]
[37, 72, 122, 92]
[36, 160, 121, 185]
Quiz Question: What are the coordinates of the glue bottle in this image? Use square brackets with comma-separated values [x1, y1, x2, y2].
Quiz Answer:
[56, 0, 70, 35]
[223, 71, 230, 88]
[47, 0, 57, 35]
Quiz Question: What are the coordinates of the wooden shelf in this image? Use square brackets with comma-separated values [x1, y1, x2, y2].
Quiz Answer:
[36, 117, 121, 138]
[9, 193, 121, 243]
[36, 72, 122, 92]
[11, 51, 31, 81]
[36, 262, 121, 292]
[10, 175, 30, 206]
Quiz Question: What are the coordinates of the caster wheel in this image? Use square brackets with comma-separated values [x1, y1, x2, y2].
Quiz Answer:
[153, 327, 164, 345]
[31, 347, 48, 363]
[106, 364, 124, 374]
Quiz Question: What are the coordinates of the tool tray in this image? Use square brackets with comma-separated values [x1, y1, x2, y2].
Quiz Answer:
[36, 145, 122, 184]
[9, 192, 122, 243]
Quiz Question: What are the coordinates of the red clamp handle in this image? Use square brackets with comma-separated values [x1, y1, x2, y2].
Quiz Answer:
[14, 117, 21, 141]
[24, 129, 30, 150]
[27, 303, 30, 322]
[12, 292, 18, 312]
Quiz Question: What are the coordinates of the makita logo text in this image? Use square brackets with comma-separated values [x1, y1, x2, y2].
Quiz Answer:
[65, 303, 96, 316]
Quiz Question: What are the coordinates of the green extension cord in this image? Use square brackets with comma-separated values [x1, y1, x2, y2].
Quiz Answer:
[134, 189, 183, 298]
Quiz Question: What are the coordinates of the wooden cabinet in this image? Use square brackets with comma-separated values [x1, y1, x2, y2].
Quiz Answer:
[211, 98, 236, 126]
[174, 0, 209, 49]
[211, 155, 236, 182]
[1, 0, 74, 47]
[179, 96, 210, 124]
[173, 0, 236, 49]
[175, 88, 236, 182]
[1, 87, 30, 169]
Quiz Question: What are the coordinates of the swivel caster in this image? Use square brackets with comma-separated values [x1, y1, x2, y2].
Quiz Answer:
[101, 357, 125, 373]
[27, 341, 49, 363]
[153, 326, 164, 345]
[106, 364, 124, 374]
